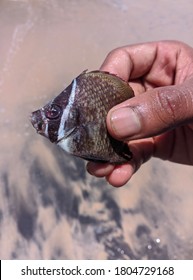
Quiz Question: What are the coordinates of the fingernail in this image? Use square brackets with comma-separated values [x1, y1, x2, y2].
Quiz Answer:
[110, 107, 141, 138]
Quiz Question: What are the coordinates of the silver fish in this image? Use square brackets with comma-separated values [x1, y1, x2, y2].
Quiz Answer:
[30, 70, 134, 163]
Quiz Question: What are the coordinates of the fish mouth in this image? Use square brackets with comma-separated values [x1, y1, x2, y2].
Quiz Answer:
[30, 110, 48, 137]
[30, 111, 39, 130]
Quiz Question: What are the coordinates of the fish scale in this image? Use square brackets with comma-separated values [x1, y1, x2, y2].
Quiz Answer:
[30, 70, 134, 164]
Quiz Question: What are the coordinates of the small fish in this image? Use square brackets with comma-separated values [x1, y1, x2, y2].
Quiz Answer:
[30, 70, 134, 163]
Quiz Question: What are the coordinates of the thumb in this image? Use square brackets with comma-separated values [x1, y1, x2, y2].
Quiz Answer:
[107, 79, 193, 140]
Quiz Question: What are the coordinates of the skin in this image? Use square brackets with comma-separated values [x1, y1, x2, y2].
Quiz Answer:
[86, 40, 193, 187]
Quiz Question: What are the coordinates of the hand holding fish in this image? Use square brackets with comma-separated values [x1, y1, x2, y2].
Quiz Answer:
[87, 40, 193, 187]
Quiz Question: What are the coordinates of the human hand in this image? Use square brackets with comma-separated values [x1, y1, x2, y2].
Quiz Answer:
[87, 40, 193, 187]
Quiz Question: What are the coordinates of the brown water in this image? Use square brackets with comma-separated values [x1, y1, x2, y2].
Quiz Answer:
[0, 0, 193, 259]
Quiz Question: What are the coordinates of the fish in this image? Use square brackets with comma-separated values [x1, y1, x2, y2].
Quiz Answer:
[30, 70, 134, 164]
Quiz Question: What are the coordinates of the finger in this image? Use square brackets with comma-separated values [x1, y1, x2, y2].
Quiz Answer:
[106, 138, 155, 187]
[87, 138, 154, 187]
[107, 78, 193, 141]
[100, 43, 157, 81]
[106, 164, 135, 187]
[86, 162, 114, 177]
[100, 40, 180, 84]
[86, 161, 135, 187]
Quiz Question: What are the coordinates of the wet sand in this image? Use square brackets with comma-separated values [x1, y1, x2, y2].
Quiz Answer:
[0, 0, 193, 259]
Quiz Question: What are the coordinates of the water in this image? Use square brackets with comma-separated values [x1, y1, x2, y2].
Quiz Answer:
[0, 0, 193, 259]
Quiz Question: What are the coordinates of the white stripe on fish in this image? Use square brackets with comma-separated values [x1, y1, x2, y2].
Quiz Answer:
[57, 78, 77, 141]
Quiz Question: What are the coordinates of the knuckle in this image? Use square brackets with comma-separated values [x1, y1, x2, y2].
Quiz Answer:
[154, 86, 192, 126]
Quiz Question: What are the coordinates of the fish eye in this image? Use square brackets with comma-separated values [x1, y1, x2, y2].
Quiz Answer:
[45, 104, 62, 120]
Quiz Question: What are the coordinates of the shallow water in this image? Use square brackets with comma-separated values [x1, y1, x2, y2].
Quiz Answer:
[0, 0, 193, 259]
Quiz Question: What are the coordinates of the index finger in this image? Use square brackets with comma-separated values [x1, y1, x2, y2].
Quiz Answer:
[100, 40, 179, 85]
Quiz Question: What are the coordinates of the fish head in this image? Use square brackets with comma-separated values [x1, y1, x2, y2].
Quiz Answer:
[31, 79, 79, 144]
